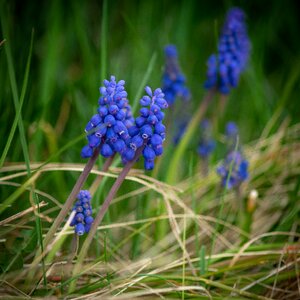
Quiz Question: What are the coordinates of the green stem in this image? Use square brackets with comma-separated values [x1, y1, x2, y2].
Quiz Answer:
[100, 0, 108, 80]
[166, 90, 215, 184]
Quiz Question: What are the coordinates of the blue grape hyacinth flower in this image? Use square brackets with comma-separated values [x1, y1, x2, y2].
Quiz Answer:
[128, 86, 168, 170]
[81, 76, 135, 162]
[162, 45, 190, 105]
[70, 190, 94, 235]
[204, 7, 251, 94]
[217, 150, 248, 189]
[198, 119, 215, 158]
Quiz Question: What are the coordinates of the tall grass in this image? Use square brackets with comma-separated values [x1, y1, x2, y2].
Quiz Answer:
[0, 1, 300, 299]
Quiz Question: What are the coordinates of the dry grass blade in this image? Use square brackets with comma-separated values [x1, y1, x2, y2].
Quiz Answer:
[0, 201, 48, 226]
[230, 232, 300, 267]
[241, 256, 300, 292]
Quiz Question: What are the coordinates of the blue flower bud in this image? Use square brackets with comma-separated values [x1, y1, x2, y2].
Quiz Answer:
[150, 134, 163, 146]
[83, 208, 92, 216]
[150, 104, 160, 114]
[90, 114, 102, 126]
[85, 216, 94, 225]
[101, 143, 114, 157]
[85, 121, 94, 133]
[97, 106, 108, 117]
[76, 206, 83, 213]
[75, 223, 85, 235]
[114, 121, 127, 135]
[135, 116, 146, 128]
[116, 99, 125, 109]
[121, 133, 131, 143]
[155, 98, 168, 109]
[116, 110, 126, 120]
[140, 125, 153, 139]
[145, 86, 153, 97]
[156, 111, 165, 121]
[153, 144, 163, 156]
[113, 139, 126, 153]
[84, 224, 91, 233]
[75, 213, 84, 222]
[130, 135, 144, 150]
[104, 114, 116, 127]
[81, 145, 93, 158]
[154, 122, 166, 134]
[95, 126, 107, 138]
[128, 125, 140, 136]
[122, 147, 134, 161]
[88, 134, 101, 148]
[106, 127, 118, 143]
[140, 95, 151, 106]
[109, 104, 119, 115]
[140, 107, 150, 117]
[144, 159, 155, 170]
[147, 115, 158, 125]
[143, 146, 156, 160]
[82, 202, 90, 209]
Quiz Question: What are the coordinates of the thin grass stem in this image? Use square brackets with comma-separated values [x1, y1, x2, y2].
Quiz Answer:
[89, 155, 114, 196]
[166, 89, 215, 184]
[209, 136, 239, 262]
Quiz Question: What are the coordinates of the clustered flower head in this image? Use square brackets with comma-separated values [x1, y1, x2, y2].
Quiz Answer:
[197, 119, 215, 158]
[204, 7, 251, 94]
[81, 76, 135, 162]
[162, 45, 190, 105]
[217, 150, 248, 189]
[128, 86, 168, 170]
[81, 76, 169, 171]
[70, 190, 94, 235]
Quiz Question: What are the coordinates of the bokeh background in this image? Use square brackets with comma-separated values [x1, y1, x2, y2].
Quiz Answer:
[1, 1, 300, 159]
[1, 0, 300, 213]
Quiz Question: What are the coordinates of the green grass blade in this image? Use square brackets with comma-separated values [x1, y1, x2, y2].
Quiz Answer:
[0, 30, 34, 168]
[131, 52, 157, 114]
[181, 212, 186, 300]
[1, 16, 32, 175]
[32, 192, 47, 287]
[261, 60, 300, 138]
[0, 172, 40, 215]
[166, 90, 215, 184]
[100, 0, 108, 80]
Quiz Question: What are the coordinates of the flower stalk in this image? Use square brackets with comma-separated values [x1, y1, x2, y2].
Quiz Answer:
[69, 146, 144, 292]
